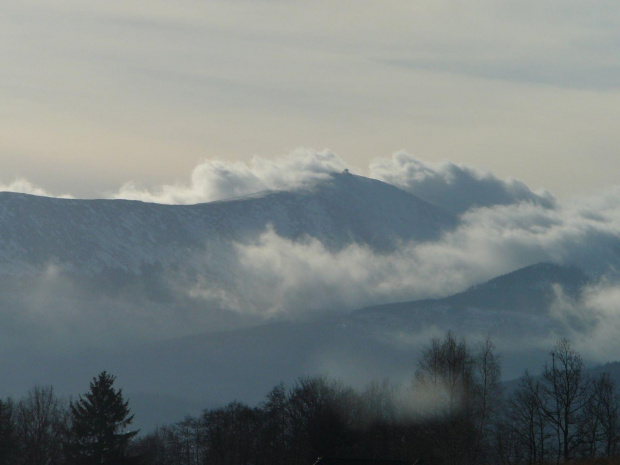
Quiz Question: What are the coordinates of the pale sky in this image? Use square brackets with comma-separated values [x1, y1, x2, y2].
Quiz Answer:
[2, 0, 620, 200]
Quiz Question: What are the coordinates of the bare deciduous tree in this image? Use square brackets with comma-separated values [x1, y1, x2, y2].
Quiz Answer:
[15, 385, 67, 465]
[588, 372, 619, 458]
[414, 332, 501, 465]
[538, 338, 592, 463]
[507, 372, 550, 465]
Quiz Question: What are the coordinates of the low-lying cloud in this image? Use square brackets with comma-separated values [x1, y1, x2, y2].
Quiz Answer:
[0, 179, 73, 199]
[111, 151, 555, 211]
[194, 227, 505, 317]
[550, 277, 620, 362]
[111, 150, 348, 204]
[369, 152, 556, 214]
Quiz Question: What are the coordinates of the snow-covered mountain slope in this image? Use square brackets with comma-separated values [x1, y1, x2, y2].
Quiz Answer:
[0, 172, 456, 275]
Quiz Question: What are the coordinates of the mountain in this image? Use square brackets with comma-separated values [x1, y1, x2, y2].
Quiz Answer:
[0, 172, 456, 275]
[353, 262, 590, 339]
[356, 262, 589, 317]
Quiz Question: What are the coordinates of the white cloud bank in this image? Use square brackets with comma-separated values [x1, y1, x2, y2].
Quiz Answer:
[111, 150, 348, 204]
[547, 277, 620, 362]
[107, 150, 552, 213]
[369, 152, 555, 213]
[0, 179, 73, 199]
[2, 150, 552, 213]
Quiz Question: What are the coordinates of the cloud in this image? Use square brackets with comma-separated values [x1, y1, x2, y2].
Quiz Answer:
[110, 151, 558, 211]
[111, 150, 348, 204]
[369, 152, 555, 214]
[0, 179, 73, 199]
[180, 208, 552, 318]
[549, 277, 620, 362]
[229, 228, 498, 315]
[457, 205, 618, 274]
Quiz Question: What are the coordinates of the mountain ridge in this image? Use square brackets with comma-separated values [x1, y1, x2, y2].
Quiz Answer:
[355, 262, 590, 318]
[0, 173, 456, 275]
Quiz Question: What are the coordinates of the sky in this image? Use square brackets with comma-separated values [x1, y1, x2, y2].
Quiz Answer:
[2, 0, 620, 200]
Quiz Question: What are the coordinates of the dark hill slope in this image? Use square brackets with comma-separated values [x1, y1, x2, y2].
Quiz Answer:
[355, 263, 589, 319]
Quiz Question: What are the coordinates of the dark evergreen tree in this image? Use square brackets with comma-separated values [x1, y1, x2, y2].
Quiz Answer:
[65, 371, 139, 465]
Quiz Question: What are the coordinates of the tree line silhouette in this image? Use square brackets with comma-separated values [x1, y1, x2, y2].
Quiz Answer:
[1, 334, 619, 465]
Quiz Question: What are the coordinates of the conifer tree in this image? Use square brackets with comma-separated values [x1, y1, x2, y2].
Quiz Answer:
[65, 371, 138, 465]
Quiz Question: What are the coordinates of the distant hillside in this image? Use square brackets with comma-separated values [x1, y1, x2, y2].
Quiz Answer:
[0, 173, 456, 276]
[355, 262, 590, 318]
